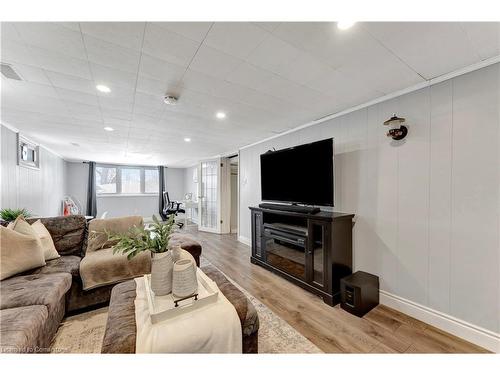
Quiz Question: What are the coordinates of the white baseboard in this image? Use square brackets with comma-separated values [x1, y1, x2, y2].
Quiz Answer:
[380, 290, 500, 353]
[237, 235, 251, 246]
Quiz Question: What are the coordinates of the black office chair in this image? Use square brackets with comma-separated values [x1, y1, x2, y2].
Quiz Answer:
[162, 191, 185, 228]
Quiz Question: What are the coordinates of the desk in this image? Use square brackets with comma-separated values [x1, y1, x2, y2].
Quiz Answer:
[181, 200, 197, 226]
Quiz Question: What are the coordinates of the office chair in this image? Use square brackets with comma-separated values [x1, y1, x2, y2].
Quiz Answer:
[162, 191, 185, 228]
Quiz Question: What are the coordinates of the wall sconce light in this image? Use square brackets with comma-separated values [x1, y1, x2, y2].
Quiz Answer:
[383, 114, 408, 140]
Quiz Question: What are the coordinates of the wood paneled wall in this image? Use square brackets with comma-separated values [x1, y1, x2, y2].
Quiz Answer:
[239, 63, 500, 334]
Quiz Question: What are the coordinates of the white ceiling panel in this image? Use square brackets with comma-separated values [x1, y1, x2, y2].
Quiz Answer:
[246, 35, 301, 75]
[13, 22, 87, 60]
[203, 22, 269, 59]
[142, 23, 200, 67]
[89, 62, 137, 90]
[362, 22, 480, 79]
[1, 22, 498, 167]
[80, 22, 145, 51]
[189, 44, 243, 79]
[461, 22, 500, 60]
[153, 22, 212, 43]
[84, 35, 141, 73]
[29, 45, 92, 79]
[45, 71, 96, 94]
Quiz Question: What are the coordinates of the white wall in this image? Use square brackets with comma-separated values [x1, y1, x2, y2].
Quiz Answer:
[64, 161, 88, 213]
[239, 64, 500, 336]
[165, 167, 185, 201]
[1, 125, 66, 217]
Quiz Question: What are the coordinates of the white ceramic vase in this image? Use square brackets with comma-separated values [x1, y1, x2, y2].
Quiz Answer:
[150, 251, 173, 296]
[172, 259, 198, 298]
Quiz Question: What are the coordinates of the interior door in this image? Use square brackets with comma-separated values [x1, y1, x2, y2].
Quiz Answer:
[197, 158, 221, 233]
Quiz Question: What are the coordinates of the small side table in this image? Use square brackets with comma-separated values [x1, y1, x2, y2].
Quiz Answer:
[340, 271, 379, 317]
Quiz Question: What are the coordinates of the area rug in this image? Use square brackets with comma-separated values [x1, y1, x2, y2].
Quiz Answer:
[50, 260, 322, 354]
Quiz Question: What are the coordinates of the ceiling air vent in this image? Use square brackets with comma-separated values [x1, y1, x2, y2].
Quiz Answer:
[1, 63, 23, 80]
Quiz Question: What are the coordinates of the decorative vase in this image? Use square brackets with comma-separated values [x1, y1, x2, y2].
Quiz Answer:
[170, 244, 182, 262]
[172, 259, 198, 298]
[150, 251, 173, 296]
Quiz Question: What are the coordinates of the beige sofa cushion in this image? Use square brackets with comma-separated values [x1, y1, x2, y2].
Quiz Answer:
[86, 216, 144, 253]
[80, 248, 151, 290]
[0, 225, 46, 281]
[31, 220, 60, 261]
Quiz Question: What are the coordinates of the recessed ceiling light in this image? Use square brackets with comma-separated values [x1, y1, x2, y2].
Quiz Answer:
[216, 111, 226, 119]
[337, 21, 356, 30]
[103, 126, 114, 132]
[184, 137, 191, 142]
[96, 84, 111, 93]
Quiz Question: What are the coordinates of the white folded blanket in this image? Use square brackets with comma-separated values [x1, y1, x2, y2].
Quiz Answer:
[134, 271, 242, 353]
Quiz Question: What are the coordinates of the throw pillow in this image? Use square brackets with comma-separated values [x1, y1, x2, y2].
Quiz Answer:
[31, 220, 60, 261]
[0, 225, 46, 280]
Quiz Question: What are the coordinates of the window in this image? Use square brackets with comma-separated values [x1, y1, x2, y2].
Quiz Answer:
[145, 169, 159, 193]
[96, 166, 117, 194]
[96, 165, 158, 195]
[121, 168, 141, 193]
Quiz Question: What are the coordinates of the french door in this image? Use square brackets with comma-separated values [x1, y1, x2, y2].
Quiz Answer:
[197, 158, 221, 233]
[197, 157, 231, 233]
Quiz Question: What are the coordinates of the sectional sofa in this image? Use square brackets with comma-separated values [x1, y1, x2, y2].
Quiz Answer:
[0, 215, 202, 353]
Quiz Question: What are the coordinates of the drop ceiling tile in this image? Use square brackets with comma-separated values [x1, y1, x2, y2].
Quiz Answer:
[139, 54, 185, 84]
[8, 63, 51, 85]
[276, 52, 334, 86]
[225, 62, 276, 91]
[153, 22, 213, 42]
[204, 22, 270, 59]
[189, 44, 243, 79]
[0, 39, 35, 66]
[136, 75, 170, 96]
[29, 46, 91, 79]
[252, 22, 282, 33]
[64, 101, 102, 121]
[335, 51, 424, 94]
[272, 22, 382, 69]
[45, 71, 96, 94]
[305, 68, 382, 108]
[80, 22, 146, 50]
[363, 22, 480, 79]
[84, 35, 141, 74]
[14, 22, 87, 60]
[99, 97, 134, 112]
[1, 23, 23, 43]
[246, 35, 300, 75]
[142, 23, 200, 67]
[461, 22, 500, 60]
[6, 79, 59, 99]
[57, 22, 81, 32]
[90, 62, 138, 90]
[101, 108, 132, 121]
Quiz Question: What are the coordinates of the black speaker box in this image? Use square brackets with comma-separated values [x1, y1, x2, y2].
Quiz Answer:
[340, 271, 379, 317]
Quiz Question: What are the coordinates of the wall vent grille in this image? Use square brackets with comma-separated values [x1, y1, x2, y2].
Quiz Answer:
[1, 63, 22, 80]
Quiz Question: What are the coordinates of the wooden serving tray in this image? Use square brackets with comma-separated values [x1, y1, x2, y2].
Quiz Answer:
[143, 268, 219, 324]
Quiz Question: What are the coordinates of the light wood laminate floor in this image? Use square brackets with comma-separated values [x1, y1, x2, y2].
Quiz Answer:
[187, 228, 489, 353]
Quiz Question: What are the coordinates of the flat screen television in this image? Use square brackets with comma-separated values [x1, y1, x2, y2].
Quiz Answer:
[260, 138, 334, 207]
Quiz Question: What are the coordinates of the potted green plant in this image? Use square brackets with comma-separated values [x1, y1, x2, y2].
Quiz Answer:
[108, 215, 177, 296]
[0, 208, 32, 223]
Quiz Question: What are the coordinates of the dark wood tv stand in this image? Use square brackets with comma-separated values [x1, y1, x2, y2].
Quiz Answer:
[249, 206, 354, 306]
